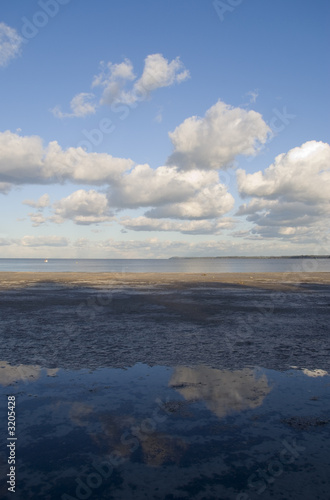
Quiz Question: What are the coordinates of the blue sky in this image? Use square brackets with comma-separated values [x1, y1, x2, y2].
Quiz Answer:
[0, 0, 329, 258]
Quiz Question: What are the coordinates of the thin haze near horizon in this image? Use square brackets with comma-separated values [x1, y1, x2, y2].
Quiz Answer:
[0, 0, 329, 258]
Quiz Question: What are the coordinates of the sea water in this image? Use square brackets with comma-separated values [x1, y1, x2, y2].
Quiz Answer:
[0, 257, 330, 273]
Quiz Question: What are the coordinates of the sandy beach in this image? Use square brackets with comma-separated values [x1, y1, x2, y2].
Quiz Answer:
[1, 271, 330, 289]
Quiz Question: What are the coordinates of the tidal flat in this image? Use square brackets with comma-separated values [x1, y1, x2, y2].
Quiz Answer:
[0, 272, 329, 499]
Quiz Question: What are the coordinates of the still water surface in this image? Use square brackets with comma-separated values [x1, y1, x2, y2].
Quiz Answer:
[1, 257, 330, 273]
[0, 361, 329, 499]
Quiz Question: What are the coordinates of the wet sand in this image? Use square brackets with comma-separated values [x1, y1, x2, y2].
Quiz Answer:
[0, 272, 329, 371]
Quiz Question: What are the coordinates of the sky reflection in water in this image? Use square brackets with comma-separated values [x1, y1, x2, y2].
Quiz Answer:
[0, 361, 329, 500]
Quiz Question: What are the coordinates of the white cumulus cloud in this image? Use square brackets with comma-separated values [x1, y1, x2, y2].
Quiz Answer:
[52, 189, 113, 225]
[236, 141, 330, 240]
[92, 58, 136, 106]
[109, 165, 215, 208]
[131, 53, 190, 102]
[237, 141, 330, 202]
[0, 131, 133, 185]
[167, 100, 270, 170]
[51, 93, 97, 118]
[145, 184, 234, 220]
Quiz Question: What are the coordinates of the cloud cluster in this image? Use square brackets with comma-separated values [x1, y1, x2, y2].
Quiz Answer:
[0, 23, 22, 67]
[21, 173, 233, 231]
[108, 165, 233, 218]
[52, 53, 190, 118]
[6, 106, 237, 229]
[237, 141, 330, 240]
[3, 233, 321, 259]
[105, 165, 234, 230]
[167, 100, 270, 170]
[28, 167, 233, 229]
[6, 100, 329, 242]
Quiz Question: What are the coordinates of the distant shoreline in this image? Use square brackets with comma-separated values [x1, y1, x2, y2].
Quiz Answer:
[169, 255, 330, 259]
